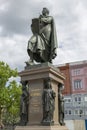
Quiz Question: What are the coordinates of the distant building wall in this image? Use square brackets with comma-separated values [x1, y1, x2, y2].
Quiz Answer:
[65, 120, 85, 130]
[69, 62, 87, 94]
[58, 60, 87, 121]
[58, 60, 87, 95]
[64, 93, 87, 120]
[58, 63, 71, 95]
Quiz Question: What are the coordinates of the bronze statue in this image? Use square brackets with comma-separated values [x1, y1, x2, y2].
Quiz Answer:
[20, 81, 29, 126]
[58, 83, 65, 126]
[42, 78, 56, 125]
[27, 7, 58, 65]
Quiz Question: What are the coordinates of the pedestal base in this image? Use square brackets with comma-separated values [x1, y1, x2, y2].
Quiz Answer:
[19, 62, 65, 125]
[15, 125, 68, 130]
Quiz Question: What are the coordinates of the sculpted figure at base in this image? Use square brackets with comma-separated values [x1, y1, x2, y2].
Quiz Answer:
[27, 8, 58, 65]
[42, 78, 56, 125]
[20, 81, 29, 126]
[58, 83, 65, 126]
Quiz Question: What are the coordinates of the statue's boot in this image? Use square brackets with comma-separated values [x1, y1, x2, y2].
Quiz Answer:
[25, 59, 34, 66]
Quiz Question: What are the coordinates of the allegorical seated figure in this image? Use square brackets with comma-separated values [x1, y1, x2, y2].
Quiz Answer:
[27, 7, 58, 65]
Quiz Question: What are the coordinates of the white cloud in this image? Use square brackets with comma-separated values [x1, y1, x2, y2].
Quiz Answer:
[0, 35, 29, 70]
[0, 0, 10, 12]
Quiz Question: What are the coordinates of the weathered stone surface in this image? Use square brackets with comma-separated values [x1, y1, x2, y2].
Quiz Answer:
[19, 63, 65, 125]
[15, 125, 68, 130]
[19, 62, 65, 84]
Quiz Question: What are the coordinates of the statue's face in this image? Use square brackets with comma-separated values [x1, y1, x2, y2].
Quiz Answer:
[42, 8, 49, 16]
[47, 81, 51, 89]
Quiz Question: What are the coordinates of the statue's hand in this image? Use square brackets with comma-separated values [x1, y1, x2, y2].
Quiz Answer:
[39, 14, 43, 18]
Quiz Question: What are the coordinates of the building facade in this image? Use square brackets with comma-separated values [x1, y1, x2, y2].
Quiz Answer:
[58, 63, 71, 95]
[64, 93, 87, 120]
[58, 60, 87, 120]
[69, 61, 87, 94]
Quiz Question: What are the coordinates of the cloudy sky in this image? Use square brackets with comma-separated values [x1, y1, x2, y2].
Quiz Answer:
[0, 0, 87, 71]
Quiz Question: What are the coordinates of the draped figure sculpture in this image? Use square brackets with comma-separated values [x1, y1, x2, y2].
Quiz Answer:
[58, 83, 65, 126]
[27, 8, 58, 65]
[20, 81, 29, 126]
[42, 78, 56, 125]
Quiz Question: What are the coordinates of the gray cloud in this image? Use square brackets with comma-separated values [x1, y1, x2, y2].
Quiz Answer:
[0, 0, 52, 37]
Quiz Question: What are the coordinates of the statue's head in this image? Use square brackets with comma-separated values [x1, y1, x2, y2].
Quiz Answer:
[42, 7, 49, 16]
[58, 83, 64, 91]
[44, 78, 52, 89]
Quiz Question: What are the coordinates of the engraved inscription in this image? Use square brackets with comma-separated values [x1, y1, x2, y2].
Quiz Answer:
[29, 88, 42, 113]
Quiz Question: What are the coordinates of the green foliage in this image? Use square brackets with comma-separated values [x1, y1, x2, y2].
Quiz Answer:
[0, 61, 22, 124]
[0, 61, 17, 87]
[2, 81, 22, 124]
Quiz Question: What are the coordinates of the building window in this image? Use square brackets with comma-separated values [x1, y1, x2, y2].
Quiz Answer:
[74, 109, 83, 116]
[74, 96, 82, 103]
[64, 98, 71, 103]
[69, 110, 71, 115]
[73, 69, 80, 76]
[75, 110, 78, 115]
[75, 97, 77, 102]
[68, 99, 71, 102]
[79, 110, 84, 117]
[84, 96, 87, 101]
[79, 110, 83, 115]
[78, 97, 81, 101]
[74, 80, 82, 89]
[65, 110, 72, 115]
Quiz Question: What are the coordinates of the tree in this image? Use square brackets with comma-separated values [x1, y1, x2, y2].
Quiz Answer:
[3, 81, 22, 125]
[0, 61, 22, 125]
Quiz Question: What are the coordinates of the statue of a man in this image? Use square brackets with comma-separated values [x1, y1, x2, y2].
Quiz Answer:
[42, 79, 56, 125]
[27, 7, 58, 65]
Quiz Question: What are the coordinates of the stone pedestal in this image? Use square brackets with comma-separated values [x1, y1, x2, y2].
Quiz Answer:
[17, 62, 68, 130]
[15, 125, 68, 130]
